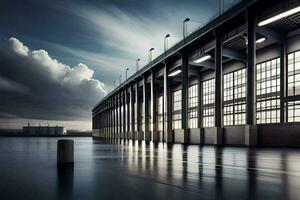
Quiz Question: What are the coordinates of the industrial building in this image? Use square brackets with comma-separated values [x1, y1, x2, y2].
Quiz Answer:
[92, 0, 300, 146]
[23, 125, 66, 136]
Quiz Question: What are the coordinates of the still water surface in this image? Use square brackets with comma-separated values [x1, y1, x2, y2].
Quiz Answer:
[0, 137, 300, 200]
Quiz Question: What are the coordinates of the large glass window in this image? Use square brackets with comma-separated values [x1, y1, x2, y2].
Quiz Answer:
[202, 78, 215, 127]
[288, 101, 300, 122]
[157, 96, 163, 131]
[173, 90, 182, 129]
[223, 68, 246, 126]
[288, 51, 300, 122]
[256, 58, 280, 124]
[188, 84, 198, 128]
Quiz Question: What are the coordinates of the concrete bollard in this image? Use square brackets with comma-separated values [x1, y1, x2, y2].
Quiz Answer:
[57, 139, 74, 165]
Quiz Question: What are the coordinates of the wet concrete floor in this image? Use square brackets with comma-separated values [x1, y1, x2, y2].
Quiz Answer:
[0, 137, 299, 200]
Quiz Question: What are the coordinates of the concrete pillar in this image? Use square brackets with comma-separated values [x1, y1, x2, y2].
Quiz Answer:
[143, 76, 151, 141]
[150, 71, 158, 141]
[280, 42, 287, 123]
[245, 8, 257, 146]
[214, 30, 223, 145]
[181, 54, 189, 144]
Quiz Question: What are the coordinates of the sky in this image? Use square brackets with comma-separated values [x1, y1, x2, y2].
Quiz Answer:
[0, 0, 238, 130]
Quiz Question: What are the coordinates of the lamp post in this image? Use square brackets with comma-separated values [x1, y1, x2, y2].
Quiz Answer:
[136, 59, 140, 72]
[148, 48, 154, 64]
[114, 80, 116, 88]
[125, 67, 129, 80]
[164, 34, 170, 52]
[183, 18, 190, 39]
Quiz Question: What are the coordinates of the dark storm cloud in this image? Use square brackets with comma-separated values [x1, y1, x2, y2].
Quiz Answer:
[0, 37, 106, 122]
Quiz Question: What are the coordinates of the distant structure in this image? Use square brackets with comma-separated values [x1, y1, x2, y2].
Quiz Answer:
[23, 124, 66, 136]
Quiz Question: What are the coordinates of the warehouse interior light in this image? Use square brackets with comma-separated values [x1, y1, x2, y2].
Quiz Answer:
[245, 37, 266, 45]
[256, 37, 266, 43]
[168, 69, 182, 77]
[258, 5, 300, 26]
[193, 54, 211, 63]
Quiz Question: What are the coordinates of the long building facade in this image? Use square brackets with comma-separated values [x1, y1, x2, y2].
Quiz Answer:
[93, 0, 300, 147]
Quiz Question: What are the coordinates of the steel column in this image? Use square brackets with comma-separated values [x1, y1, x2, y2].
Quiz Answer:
[135, 83, 139, 137]
[181, 54, 189, 143]
[122, 89, 126, 137]
[130, 84, 135, 137]
[143, 76, 150, 141]
[246, 9, 257, 125]
[214, 31, 223, 127]
[150, 71, 157, 141]
[280, 41, 287, 123]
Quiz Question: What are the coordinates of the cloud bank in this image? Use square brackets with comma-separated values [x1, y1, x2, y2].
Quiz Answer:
[0, 37, 106, 129]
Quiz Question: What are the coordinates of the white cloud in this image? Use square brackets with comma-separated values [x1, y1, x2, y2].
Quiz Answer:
[9, 37, 29, 56]
[0, 37, 108, 130]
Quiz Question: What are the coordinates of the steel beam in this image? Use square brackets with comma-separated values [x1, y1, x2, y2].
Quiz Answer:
[257, 27, 285, 44]
[223, 48, 246, 62]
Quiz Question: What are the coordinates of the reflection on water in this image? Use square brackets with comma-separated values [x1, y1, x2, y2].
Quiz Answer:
[56, 165, 74, 199]
[104, 138, 300, 200]
[1, 137, 300, 200]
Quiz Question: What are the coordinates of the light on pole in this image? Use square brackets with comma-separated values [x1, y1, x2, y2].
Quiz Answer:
[183, 17, 190, 39]
[148, 48, 154, 64]
[136, 59, 140, 72]
[164, 34, 170, 52]
[125, 68, 129, 80]
[114, 80, 116, 88]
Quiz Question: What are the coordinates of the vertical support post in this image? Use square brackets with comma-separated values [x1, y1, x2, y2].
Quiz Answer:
[214, 29, 223, 145]
[112, 96, 114, 138]
[135, 83, 139, 139]
[163, 64, 172, 143]
[245, 8, 257, 146]
[123, 89, 126, 138]
[116, 94, 119, 138]
[109, 98, 112, 138]
[280, 41, 287, 123]
[181, 54, 189, 144]
[143, 76, 150, 141]
[150, 71, 157, 141]
[246, 10, 256, 126]
[198, 75, 202, 128]
[130, 84, 135, 139]
[119, 92, 122, 138]
[126, 87, 130, 137]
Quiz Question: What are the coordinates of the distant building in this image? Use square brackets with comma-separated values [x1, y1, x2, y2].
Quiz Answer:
[23, 125, 66, 136]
